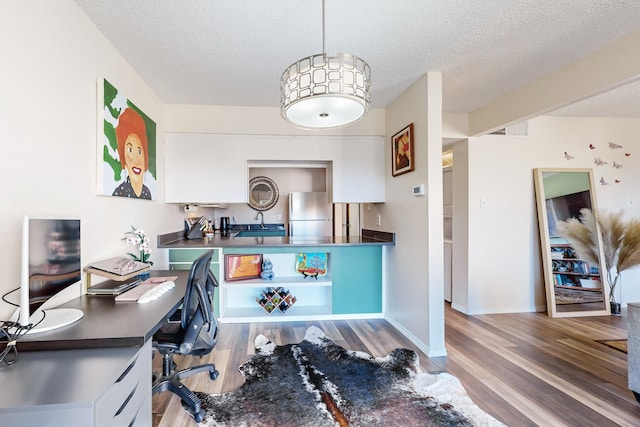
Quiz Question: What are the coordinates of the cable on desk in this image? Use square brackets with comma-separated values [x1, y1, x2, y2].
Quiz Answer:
[2, 286, 20, 308]
[0, 320, 33, 366]
[0, 287, 47, 366]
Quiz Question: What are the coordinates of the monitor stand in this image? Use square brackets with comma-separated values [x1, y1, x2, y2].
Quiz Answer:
[10, 308, 84, 334]
[26, 308, 84, 334]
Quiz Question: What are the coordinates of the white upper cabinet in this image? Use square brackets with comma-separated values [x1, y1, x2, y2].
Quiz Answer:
[164, 133, 385, 204]
[164, 134, 247, 204]
[330, 136, 385, 203]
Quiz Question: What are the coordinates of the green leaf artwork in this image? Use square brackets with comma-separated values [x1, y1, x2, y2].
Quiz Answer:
[103, 79, 121, 180]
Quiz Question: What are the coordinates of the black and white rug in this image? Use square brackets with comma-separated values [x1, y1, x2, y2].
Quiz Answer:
[196, 326, 504, 426]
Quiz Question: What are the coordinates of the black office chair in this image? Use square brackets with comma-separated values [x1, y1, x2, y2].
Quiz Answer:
[152, 250, 219, 423]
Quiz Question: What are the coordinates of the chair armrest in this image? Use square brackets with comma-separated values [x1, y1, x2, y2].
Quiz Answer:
[179, 310, 205, 354]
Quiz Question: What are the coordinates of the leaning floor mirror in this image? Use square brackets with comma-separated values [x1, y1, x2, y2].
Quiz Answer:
[533, 168, 610, 317]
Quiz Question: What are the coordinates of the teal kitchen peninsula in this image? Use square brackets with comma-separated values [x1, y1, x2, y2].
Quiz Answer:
[158, 229, 394, 322]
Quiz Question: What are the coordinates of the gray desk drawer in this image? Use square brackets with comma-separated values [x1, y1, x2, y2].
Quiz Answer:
[96, 341, 152, 427]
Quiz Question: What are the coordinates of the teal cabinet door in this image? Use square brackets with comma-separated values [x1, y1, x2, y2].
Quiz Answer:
[331, 246, 382, 314]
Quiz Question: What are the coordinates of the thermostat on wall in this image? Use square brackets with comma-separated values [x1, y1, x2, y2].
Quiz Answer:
[412, 184, 425, 196]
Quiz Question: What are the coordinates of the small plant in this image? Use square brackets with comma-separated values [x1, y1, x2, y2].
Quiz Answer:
[122, 226, 153, 265]
[557, 209, 640, 303]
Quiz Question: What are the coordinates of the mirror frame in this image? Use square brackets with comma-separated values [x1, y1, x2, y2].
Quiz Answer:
[533, 168, 610, 317]
[248, 176, 279, 211]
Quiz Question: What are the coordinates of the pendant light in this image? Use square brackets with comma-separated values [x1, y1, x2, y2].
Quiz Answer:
[280, 0, 371, 129]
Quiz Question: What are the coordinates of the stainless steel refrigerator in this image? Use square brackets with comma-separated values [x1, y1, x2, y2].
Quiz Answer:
[288, 192, 333, 237]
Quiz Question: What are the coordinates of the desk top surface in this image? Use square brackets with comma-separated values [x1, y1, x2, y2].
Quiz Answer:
[17, 270, 188, 351]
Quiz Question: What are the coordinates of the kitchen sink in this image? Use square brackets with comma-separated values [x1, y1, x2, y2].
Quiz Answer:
[232, 224, 286, 238]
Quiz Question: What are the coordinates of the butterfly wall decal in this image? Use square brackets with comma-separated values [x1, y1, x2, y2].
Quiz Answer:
[625, 153, 631, 157]
[600, 177, 609, 185]
[612, 161, 623, 169]
[594, 156, 607, 166]
[564, 151, 574, 160]
[589, 144, 596, 150]
[609, 142, 623, 149]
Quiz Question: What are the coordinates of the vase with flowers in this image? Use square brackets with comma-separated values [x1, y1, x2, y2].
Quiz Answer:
[557, 208, 640, 315]
[122, 226, 153, 278]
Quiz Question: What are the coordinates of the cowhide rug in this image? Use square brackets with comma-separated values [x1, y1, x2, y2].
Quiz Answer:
[195, 326, 504, 426]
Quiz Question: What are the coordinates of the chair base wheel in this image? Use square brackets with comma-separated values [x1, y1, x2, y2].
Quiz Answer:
[210, 369, 219, 380]
[194, 409, 205, 423]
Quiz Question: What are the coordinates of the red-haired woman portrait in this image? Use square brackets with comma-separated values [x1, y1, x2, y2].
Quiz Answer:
[112, 108, 152, 199]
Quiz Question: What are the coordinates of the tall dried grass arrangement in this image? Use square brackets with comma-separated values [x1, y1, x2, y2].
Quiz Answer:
[557, 208, 640, 302]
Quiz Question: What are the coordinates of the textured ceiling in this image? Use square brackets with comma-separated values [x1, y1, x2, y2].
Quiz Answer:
[74, 0, 640, 116]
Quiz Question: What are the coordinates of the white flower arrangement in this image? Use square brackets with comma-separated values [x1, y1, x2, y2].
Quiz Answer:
[122, 226, 153, 265]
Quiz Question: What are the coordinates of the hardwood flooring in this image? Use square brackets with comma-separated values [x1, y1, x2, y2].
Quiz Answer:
[153, 304, 640, 426]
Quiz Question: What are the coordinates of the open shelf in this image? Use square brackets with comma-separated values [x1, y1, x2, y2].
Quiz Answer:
[220, 304, 332, 320]
[221, 276, 332, 288]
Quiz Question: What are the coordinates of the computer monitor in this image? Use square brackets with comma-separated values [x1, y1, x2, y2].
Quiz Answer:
[17, 216, 84, 333]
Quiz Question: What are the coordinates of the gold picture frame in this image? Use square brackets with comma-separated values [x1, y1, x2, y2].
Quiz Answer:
[391, 123, 414, 177]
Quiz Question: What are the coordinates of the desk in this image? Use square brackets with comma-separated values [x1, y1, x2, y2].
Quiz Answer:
[17, 270, 188, 351]
[0, 270, 188, 427]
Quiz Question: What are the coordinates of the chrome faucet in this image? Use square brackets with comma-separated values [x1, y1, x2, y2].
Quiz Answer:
[255, 211, 265, 228]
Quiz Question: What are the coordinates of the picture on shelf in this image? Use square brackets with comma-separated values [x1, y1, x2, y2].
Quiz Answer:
[225, 254, 263, 281]
[295, 253, 328, 279]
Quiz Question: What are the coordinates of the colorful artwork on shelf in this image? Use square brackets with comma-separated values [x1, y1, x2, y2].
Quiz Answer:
[295, 253, 328, 279]
[225, 254, 262, 281]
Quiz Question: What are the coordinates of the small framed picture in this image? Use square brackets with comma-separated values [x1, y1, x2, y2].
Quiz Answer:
[391, 123, 414, 176]
[225, 254, 263, 281]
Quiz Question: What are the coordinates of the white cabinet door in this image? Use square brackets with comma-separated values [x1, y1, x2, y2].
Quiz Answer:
[165, 134, 385, 204]
[165, 134, 246, 203]
[331, 136, 385, 203]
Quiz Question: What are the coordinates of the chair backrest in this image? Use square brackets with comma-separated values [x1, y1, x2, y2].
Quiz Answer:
[179, 250, 217, 355]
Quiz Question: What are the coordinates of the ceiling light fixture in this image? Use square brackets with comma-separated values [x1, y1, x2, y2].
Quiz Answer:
[280, 0, 371, 129]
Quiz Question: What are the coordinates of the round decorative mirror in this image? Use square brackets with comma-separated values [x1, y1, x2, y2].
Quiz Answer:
[248, 176, 279, 211]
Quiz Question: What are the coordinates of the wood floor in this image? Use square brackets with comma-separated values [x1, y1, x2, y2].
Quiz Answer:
[152, 304, 640, 426]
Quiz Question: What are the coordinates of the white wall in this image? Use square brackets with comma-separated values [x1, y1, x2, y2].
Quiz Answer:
[163, 104, 385, 136]
[364, 72, 446, 357]
[0, 0, 186, 317]
[454, 115, 640, 314]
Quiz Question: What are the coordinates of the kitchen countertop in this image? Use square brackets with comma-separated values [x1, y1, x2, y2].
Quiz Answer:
[158, 229, 395, 248]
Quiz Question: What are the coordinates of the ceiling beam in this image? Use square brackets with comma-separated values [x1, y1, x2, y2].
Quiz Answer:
[468, 30, 640, 136]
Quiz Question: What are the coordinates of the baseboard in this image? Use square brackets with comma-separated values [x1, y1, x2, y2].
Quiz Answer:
[384, 316, 447, 358]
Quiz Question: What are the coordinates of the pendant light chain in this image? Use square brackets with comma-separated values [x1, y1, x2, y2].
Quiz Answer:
[322, 0, 326, 57]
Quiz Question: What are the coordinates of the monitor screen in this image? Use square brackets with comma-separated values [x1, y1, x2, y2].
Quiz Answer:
[27, 218, 81, 311]
[18, 216, 84, 332]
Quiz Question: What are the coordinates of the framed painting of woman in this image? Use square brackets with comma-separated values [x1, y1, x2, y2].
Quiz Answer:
[391, 123, 414, 177]
[98, 78, 157, 200]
